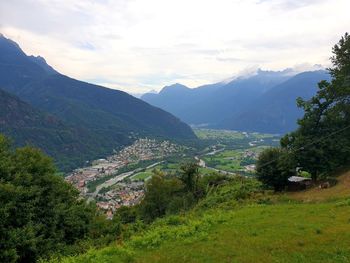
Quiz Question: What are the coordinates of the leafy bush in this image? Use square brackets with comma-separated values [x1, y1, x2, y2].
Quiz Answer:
[299, 171, 312, 178]
[42, 246, 134, 263]
[335, 198, 350, 207]
[139, 163, 207, 222]
[196, 177, 262, 209]
[128, 213, 221, 249]
[115, 206, 139, 224]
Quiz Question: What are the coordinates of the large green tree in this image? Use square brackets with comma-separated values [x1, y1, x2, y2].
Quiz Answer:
[256, 148, 295, 191]
[139, 163, 207, 222]
[0, 135, 97, 262]
[281, 33, 350, 180]
[139, 170, 185, 222]
[179, 162, 203, 198]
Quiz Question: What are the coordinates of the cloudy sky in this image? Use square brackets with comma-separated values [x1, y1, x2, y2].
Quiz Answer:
[0, 0, 349, 93]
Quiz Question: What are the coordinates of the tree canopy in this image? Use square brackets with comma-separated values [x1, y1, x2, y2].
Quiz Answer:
[280, 33, 350, 179]
[0, 135, 103, 262]
[256, 148, 295, 191]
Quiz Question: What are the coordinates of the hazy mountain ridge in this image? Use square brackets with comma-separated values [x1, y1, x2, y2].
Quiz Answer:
[217, 70, 330, 133]
[142, 69, 329, 133]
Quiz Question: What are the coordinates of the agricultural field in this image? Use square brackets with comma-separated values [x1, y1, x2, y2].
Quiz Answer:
[202, 147, 267, 175]
[195, 129, 281, 175]
[131, 158, 217, 180]
[194, 128, 280, 150]
[194, 129, 247, 140]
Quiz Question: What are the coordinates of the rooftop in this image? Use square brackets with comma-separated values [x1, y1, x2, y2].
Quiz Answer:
[288, 176, 312, 183]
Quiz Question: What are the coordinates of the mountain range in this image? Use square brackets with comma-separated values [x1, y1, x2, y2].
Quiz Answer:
[0, 33, 332, 170]
[0, 34, 195, 171]
[142, 69, 330, 133]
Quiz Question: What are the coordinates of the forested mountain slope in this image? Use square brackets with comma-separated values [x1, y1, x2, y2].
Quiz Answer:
[0, 34, 196, 170]
[0, 88, 110, 170]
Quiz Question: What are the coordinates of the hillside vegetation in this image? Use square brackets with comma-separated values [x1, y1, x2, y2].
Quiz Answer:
[46, 170, 350, 263]
[0, 88, 114, 171]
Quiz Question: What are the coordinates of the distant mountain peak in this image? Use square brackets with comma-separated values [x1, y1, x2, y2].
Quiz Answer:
[30, 55, 46, 62]
[165, 83, 189, 89]
[160, 83, 190, 94]
[147, 89, 158, 94]
[28, 55, 58, 75]
[0, 34, 58, 75]
[221, 68, 287, 84]
[141, 89, 158, 96]
[0, 33, 25, 54]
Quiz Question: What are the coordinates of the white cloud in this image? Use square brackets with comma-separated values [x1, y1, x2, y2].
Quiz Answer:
[0, 0, 349, 93]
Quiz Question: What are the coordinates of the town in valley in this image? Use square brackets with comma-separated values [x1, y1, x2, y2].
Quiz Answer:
[65, 130, 280, 217]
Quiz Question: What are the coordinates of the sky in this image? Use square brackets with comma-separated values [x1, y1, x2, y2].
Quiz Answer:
[0, 0, 349, 93]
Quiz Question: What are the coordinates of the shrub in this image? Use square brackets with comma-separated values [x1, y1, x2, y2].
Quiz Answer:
[196, 177, 262, 209]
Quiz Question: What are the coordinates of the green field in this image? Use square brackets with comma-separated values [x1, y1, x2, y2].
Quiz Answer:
[194, 129, 247, 140]
[194, 129, 279, 146]
[135, 203, 350, 263]
[131, 171, 154, 181]
[193, 129, 280, 175]
[202, 147, 266, 174]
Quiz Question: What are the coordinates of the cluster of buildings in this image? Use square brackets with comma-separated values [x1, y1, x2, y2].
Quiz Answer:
[65, 138, 180, 217]
[66, 138, 179, 193]
[65, 159, 122, 194]
[242, 150, 259, 159]
[244, 164, 256, 172]
[108, 138, 179, 163]
[96, 181, 145, 219]
[242, 150, 259, 172]
[248, 138, 265, 146]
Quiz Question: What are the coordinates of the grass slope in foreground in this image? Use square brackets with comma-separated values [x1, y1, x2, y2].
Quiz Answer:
[48, 171, 350, 263]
